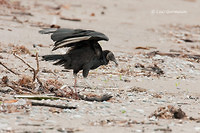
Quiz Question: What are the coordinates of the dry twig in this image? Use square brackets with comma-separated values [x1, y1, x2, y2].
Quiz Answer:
[35, 52, 39, 80]
[13, 52, 39, 82]
[60, 16, 81, 22]
[0, 61, 19, 75]
[6, 83, 28, 94]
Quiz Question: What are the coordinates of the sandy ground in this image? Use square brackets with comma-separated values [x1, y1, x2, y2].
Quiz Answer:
[0, 0, 200, 132]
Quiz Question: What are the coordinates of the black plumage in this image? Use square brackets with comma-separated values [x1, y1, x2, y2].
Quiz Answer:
[40, 28, 118, 87]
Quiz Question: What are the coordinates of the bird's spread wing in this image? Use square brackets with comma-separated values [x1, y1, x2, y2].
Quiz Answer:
[92, 43, 103, 58]
[39, 28, 109, 51]
[52, 36, 91, 51]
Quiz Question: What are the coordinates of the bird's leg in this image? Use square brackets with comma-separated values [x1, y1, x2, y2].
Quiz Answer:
[73, 74, 77, 88]
[73, 73, 79, 99]
[83, 69, 95, 89]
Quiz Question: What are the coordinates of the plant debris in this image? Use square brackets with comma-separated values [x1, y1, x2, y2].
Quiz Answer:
[11, 11, 33, 16]
[0, 99, 31, 113]
[13, 52, 39, 82]
[154, 126, 172, 132]
[31, 101, 76, 109]
[14, 95, 61, 100]
[91, 119, 158, 127]
[135, 46, 157, 50]
[127, 86, 147, 93]
[161, 24, 200, 44]
[146, 51, 200, 62]
[142, 64, 164, 75]
[12, 45, 31, 54]
[45, 79, 63, 90]
[60, 16, 81, 22]
[149, 105, 187, 119]
[0, 62, 19, 75]
[79, 94, 112, 102]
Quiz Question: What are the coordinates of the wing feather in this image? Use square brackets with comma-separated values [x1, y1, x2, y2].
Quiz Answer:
[52, 36, 91, 51]
[39, 28, 109, 51]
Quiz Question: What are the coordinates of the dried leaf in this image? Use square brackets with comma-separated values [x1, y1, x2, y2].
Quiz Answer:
[2, 76, 9, 84]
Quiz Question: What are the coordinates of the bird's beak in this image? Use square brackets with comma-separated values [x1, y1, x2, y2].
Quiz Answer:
[113, 59, 118, 67]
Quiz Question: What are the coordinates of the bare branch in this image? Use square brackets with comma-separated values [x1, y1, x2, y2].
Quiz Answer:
[13, 53, 35, 71]
[36, 52, 39, 73]
[35, 52, 39, 81]
[0, 61, 19, 75]
[13, 53, 37, 82]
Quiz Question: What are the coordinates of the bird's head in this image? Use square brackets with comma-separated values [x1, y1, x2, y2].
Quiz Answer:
[105, 51, 118, 67]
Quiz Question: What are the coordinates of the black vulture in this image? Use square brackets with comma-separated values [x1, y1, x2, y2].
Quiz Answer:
[39, 28, 118, 88]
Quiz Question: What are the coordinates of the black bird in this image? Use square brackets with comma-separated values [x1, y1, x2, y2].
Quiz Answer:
[39, 28, 118, 88]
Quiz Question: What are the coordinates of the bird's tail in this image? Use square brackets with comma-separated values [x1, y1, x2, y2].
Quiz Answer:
[39, 28, 58, 34]
[42, 54, 66, 66]
[42, 54, 64, 61]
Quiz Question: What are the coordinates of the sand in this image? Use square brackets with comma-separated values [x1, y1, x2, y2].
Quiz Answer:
[0, 0, 200, 132]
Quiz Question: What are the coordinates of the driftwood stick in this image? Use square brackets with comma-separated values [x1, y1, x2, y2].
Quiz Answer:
[0, 61, 19, 75]
[31, 101, 77, 109]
